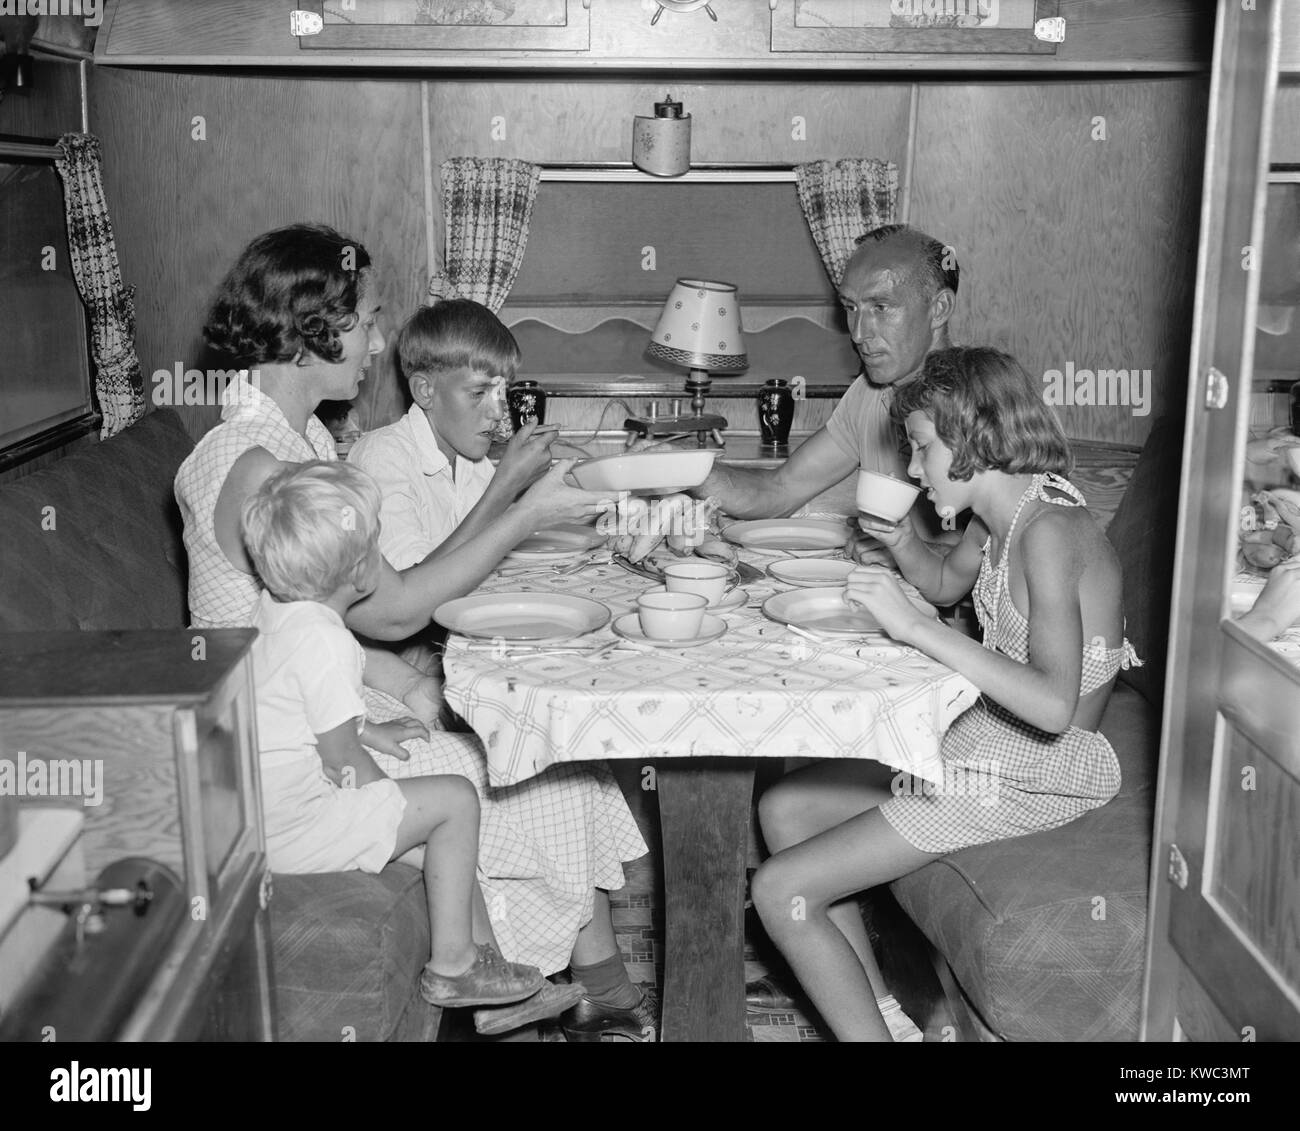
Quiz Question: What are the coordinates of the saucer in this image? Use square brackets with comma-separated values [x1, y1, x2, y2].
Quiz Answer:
[767, 558, 856, 587]
[642, 585, 747, 613]
[612, 613, 728, 648]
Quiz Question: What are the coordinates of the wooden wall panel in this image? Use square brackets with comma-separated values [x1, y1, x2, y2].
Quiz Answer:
[909, 78, 1208, 445]
[88, 69, 426, 438]
[0, 55, 82, 138]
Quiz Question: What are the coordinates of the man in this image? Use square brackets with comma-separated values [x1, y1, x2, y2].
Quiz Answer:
[690, 224, 959, 556]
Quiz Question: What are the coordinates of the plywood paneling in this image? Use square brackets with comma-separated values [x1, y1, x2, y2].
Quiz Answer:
[0, 55, 81, 138]
[429, 81, 913, 168]
[909, 79, 1208, 445]
[88, 69, 426, 437]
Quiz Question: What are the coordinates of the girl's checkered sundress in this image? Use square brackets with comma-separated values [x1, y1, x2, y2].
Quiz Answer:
[879, 473, 1140, 855]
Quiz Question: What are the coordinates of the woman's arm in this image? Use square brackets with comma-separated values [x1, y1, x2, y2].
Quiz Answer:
[847, 513, 1085, 732]
[347, 461, 616, 639]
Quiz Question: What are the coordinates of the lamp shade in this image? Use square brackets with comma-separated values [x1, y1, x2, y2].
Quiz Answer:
[646, 279, 748, 373]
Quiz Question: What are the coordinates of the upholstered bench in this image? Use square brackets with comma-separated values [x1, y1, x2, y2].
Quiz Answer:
[0, 409, 439, 1042]
[887, 419, 1179, 1041]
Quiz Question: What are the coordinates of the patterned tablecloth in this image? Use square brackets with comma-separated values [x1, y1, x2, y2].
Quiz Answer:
[444, 530, 980, 789]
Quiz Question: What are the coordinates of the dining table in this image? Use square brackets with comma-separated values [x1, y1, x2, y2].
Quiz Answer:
[441, 519, 980, 1042]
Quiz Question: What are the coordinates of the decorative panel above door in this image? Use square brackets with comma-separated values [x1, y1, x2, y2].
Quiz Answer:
[770, 0, 1061, 55]
[297, 0, 591, 52]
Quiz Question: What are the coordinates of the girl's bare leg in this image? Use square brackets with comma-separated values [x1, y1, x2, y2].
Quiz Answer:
[755, 760, 940, 1040]
[392, 775, 487, 976]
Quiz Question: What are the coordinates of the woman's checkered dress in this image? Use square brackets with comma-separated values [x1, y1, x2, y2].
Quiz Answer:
[879, 473, 1138, 855]
[175, 376, 647, 973]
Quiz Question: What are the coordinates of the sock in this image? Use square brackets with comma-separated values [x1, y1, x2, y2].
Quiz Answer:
[876, 994, 924, 1043]
[569, 953, 641, 1010]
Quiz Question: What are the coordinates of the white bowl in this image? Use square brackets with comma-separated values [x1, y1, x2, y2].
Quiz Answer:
[856, 469, 922, 523]
[570, 449, 717, 495]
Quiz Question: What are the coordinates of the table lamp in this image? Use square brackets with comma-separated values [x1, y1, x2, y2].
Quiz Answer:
[629, 279, 748, 447]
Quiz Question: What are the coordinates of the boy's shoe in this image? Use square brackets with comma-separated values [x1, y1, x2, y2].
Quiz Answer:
[419, 943, 545, 1008]
[559, 988, 658, 1042]
[474, 980, 588, 1036]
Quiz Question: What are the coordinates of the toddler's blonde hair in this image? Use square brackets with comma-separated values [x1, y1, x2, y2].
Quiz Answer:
[241, 460, 381, 603]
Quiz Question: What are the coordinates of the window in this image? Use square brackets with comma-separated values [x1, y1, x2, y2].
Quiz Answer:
[502, 168, 861, 383]
[0, 139, 95, 468]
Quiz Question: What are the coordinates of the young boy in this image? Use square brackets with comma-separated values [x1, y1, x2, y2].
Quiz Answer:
[240, 460, 584, 1033]
[349, 300, 658, 1042]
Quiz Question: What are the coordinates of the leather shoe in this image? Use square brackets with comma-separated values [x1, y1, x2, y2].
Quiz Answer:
[745, 975, 795, 1010]
[560, 991, 657, 1042]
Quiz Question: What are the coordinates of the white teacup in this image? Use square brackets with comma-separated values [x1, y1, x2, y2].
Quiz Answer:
[637, 591, 707, 640]
[662, 561, 732, 607]
[856, 469, 922, 524]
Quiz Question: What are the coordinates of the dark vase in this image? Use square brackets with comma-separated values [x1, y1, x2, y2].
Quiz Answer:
[758, 378, 794, 448]
[507, 380, 547, 431]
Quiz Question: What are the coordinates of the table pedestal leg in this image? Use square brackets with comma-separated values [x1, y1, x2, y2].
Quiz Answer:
[656, 758, 756, 1043]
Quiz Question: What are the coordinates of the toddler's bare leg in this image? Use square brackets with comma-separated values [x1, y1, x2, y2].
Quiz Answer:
[392, 775, 482, 976]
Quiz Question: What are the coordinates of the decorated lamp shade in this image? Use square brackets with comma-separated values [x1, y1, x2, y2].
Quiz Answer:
[646, 279, 748, 373]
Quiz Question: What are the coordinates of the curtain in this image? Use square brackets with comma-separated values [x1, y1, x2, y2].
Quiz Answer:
[55, 133, 145, 439]
[427, 157, 541, 314]
[795, 159, 899, 288]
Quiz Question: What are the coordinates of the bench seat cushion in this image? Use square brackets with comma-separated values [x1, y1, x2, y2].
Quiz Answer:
[269, 864, 441, 1042]
[889, 684, 1158, 1041]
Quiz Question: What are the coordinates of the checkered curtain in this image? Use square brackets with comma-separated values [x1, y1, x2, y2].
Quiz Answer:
[795, 159, 899, 287]
[427, 157, 541, 314]
[55, 133, 145, 439]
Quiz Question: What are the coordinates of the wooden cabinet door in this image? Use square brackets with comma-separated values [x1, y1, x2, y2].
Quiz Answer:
[1144, 0, 1300, 1042]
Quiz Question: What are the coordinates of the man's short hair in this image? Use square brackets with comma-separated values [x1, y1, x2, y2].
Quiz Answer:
[855, 223, 959, 298]
[893, 346, 1072, 481]
[204, 223, 373, 367]
[241, 461, 382, 603]
[399, 298, 521, 386]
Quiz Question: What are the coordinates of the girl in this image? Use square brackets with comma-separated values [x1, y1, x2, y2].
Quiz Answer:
[752, 346, 1138, 1042]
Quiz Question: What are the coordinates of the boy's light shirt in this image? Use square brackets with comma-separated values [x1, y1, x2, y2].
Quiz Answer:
[349, 403, 495, 570]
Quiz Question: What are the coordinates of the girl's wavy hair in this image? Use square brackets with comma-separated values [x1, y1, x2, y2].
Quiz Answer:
[893, 347, 1073, 481]
[398, 298, 521, 386]
[204, 223, 372, 366]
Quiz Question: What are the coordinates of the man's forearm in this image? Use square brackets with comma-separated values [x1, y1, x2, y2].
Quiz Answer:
[695, 463, 803, 520]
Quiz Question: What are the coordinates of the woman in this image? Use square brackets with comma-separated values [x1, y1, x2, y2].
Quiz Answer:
[175, 223, 655, 1040]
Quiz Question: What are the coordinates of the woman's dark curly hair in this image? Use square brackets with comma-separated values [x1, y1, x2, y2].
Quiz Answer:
[204, 223, 372, 366]
[893, 346, 1072, 482]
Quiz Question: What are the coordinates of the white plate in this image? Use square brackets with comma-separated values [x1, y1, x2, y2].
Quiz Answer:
[504, 524, 605, 564]
[768, 558, 857, 587]
[723, 519, 849, 553]
[569, 449, 717, 495]
[611, 612, 727, 648]
[642, 585, 747, 613]
[435, 593, 610, 643]
[762, 587, 887, 637]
